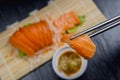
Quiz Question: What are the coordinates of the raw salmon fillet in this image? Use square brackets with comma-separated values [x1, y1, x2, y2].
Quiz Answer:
[62, 34, 96, 59]
[53, 11, 80, 34]
[9, 20, 53, 57]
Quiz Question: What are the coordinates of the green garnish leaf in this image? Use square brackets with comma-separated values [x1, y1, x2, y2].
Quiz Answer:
[18, 50, 26, 58]
[66, 15, 86, 34]
[78, 15, 86, 23]
[66, 27, 77, 34]
[76, 24, 81, 28]
[24, 23, 33, 27]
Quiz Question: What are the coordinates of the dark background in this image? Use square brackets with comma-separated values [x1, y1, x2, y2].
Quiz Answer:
[0, 0, 120, 80]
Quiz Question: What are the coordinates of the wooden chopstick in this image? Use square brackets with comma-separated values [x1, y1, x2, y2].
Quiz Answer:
[70, 15, 120, 39]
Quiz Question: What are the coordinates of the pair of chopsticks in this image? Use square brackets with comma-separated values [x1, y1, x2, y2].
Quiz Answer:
[70, 15, 120, 40]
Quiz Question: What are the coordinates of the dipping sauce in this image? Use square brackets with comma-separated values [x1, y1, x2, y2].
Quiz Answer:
[58, 51, 81, 76]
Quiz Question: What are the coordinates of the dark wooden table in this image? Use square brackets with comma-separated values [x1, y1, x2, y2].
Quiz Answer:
[0, 0, 120, 80]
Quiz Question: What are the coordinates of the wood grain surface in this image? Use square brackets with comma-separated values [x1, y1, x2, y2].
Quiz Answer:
[0, 0, 106, 80]
[0, 0, 120, 80]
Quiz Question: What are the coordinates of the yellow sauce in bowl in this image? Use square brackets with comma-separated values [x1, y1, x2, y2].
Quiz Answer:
[58, 51, 81, 76]
[52, 44, 87, 79]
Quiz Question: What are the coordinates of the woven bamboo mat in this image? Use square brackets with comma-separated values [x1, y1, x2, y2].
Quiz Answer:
[0, 0, 106, 80]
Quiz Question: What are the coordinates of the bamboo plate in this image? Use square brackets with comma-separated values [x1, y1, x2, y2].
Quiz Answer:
[0, 0, 106, 80]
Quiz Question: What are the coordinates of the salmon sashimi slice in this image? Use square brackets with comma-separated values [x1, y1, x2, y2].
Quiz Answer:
[37, 22, 47, 48]
[34, 22, 45, 48]
[37, 21, 48, 47]
[13, 30, 38, 51]
[40, 22, 49, 46]
[20, 27, 40, 51]
[9, 35, 35, 57]
[53, 11, 80, 34]
[62, 34, 96, 59]
[41, 20, 53, 45]
[26, 24, 41, 48]
[9, 20, 54, 57]
[19, 28, 39, 51]
[30, 24, 43, 49]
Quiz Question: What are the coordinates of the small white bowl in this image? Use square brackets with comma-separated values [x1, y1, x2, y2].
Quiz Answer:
[52, 44, 87, 79]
